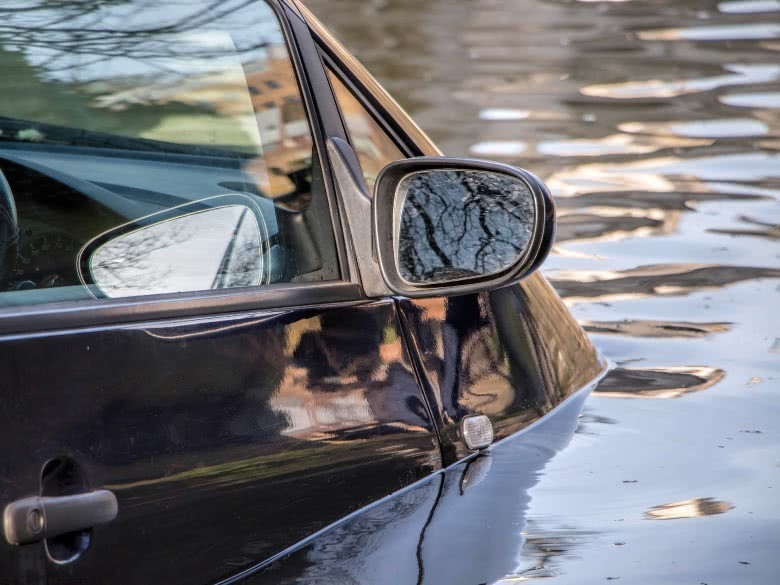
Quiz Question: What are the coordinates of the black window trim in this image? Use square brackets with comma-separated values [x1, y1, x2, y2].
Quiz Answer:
[319, 51, 420, 163]
[0, 282, 365, 336]
[303, 0, 438, 161]
[0, 0, 369, 336]
[278, 0, 353, 281]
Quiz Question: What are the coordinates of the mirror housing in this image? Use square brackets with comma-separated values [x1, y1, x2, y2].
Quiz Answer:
[373, 157, 555, 297]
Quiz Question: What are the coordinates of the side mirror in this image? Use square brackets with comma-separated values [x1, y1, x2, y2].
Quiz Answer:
[78, 194, 272, 298]
[373, 158, 555, 297]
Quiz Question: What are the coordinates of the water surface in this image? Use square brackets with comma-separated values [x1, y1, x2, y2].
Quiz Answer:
[307, 0, 779, 582]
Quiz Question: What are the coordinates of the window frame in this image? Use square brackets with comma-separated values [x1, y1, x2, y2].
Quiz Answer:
[300, 0, 439, 161]
[324, 63, 409, 195]
[320, 53, 420, 167]
[0, 0, 364, 335]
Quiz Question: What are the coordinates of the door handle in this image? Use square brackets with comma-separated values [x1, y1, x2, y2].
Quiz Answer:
[4, 490, 118, 545]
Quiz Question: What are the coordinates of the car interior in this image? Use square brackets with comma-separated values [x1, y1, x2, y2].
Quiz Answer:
[0, 138, 330, 306]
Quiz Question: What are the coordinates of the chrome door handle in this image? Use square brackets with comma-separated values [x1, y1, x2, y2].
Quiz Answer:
[4, 490, 118, 545]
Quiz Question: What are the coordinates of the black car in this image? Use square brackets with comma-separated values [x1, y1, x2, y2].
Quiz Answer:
[0, 1, 605, 583]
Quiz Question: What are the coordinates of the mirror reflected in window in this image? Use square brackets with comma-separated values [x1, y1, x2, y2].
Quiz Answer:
[88, 204, 266, 298]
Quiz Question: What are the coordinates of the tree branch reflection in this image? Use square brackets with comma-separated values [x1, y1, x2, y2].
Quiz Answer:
[398, 170, 535, 284]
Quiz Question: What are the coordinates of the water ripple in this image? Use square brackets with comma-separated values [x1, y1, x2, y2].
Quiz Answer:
[718, 0, 780, 13]
[594, 366, 726, 398]
[719, 91, 780, 108]
[580, 64, 780, 99]
[645, 498, 735, 520]
[638, 23, 780, 42]
[582, 319, 732, 338]
[550, 264, 780, 303]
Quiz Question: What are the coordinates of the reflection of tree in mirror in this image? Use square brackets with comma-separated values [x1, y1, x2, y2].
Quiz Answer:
[89, 206, 262, 298]
[213, 209, 265, 289]
[398, 170, 535, 284]
[90, 219, 188, 296]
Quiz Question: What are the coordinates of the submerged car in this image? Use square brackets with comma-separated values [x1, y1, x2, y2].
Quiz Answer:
[0, 0, 605, 583]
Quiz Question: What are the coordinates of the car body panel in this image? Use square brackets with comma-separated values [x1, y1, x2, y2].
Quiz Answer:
[216, 371, 603, 584]
[398, 277, 603, 464]
[0, 300, 440, 583]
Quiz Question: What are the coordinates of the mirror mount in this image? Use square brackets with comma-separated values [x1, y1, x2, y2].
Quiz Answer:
[326, 138, 392, 297]
[373, 157, 555, 298]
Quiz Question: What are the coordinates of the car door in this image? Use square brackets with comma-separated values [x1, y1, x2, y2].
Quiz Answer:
[0, 2, 441, 584]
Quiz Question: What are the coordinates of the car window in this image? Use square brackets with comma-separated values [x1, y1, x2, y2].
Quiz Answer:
[0, 0, 339, 307]
[327, 69, 405, 192]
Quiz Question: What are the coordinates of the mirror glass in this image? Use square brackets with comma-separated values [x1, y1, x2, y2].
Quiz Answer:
[396, 169, 536, 284]
[89, 205, 263, 298]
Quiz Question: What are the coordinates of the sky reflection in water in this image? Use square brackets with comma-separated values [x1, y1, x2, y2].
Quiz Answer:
[308, 0, 779, 582]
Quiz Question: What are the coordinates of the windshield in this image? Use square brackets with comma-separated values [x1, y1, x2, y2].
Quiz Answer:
[0, 0, 294, 156]
[0, 0, 341, 307]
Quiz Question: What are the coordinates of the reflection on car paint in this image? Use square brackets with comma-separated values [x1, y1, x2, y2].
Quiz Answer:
[0, 301, 441, 583]
[399, 276, 604, 463]
[237, 379, 598, 585]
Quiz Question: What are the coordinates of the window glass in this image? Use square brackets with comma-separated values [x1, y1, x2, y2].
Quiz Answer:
[0, 0, 338, 307]
[327, 70, 404, 192]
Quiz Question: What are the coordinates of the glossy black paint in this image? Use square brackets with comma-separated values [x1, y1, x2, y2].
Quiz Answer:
[398, 276, 603, 464]
[223, 374, 599, 584]
[0, 301, 441, 583]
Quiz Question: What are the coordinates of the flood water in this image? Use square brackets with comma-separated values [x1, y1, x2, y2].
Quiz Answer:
[307, 0, 779, 582]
